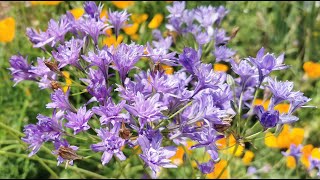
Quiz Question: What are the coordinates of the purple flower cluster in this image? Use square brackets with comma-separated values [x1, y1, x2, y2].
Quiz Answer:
[9, 1, 311, 178]
[163, 1, 235, 62]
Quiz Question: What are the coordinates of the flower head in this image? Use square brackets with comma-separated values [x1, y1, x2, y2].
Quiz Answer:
[65, 106, 93, 135]
[146, 43, 178, 66]
[46, 15, 71, 46]
[254, 105, 279, 128]
[178, 47, 201, 74]
[0, 17, 15, 43]
[8, 55, 37, 86]
[46, 89, 76, 112]
[108, 9, 130, 38]
[82, 46, 113, 78]
[110, 42, 144, 83]
[267, 78, 295, 107]
[21, 124, 45, 157]
[91, 125, 126, 165]
[92, 98, 127, 125]
[249, 47, 288, 82]
[77, 16, 111, 44]
[167, 1, 185, 19]
[84, 1, 103, 19]
[197, 160, 215, 174]
[138, 133, 177, 178]
[124, 92, 167, 127]
[80, 68, 110, 105]
[214, 45, 236, 62]
[52, 38, 84, 69]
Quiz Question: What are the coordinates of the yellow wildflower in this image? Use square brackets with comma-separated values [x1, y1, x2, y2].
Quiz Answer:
[103, 34, 123, 47]
[303, 61, 320, 79]
[264, 132, 278, 148]
[100, 9, 108, 19]
[289, 128, 304, 145]
[242, 150, 255, 165]
[253, 99, 270, 110]
[131, 13, 149, 24]
[111, 1, 134, 9]
[130, 34, 139, 41]
[286, 156, 296, 169]
[161, 64, 174, 75]
[301, 144, 314, 168]
[30, 1, 62, 6]
[0, 17, 15, 43]
[214, 63, 229, 72]
[207, 159, 229, 179]
[311, 148, 320, 159]
[265, 124, 305, 149]
[123, 23, 139, 35]
[170, 146, 185, 166]
[276, 124, 291, 149]
[105, 28, 113, 36]
[274, 103, 290, 114]
[216, 134, 244, 157]
[148, 14, 163, 29]
[69, 8, 84, 20]
[61, 71, 72, 93]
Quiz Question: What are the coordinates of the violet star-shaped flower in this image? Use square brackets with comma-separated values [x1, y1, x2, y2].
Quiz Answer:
[80, 68, 111, 105]
[110, 43, 144, 83]
[8, 55, 37, 86]
[108, 9, 130, 38]
[65, 106, 93, 135]
[91, 124, 126, 165]
[249, 47, 288, 82]
[52, 37, 84, 69]
[92, 98, 127, 125]
[267, 78, 295, 107]
[197, 160, 215, 174]
[138, 133, 177, 178]
[189, 127, 223, 161]
[254, 105, 279, 129]
[46, 88, 76, 112]
[124, 92, 167, 127]
[21, 124, 45, 157]
[214, 45, 236, 62]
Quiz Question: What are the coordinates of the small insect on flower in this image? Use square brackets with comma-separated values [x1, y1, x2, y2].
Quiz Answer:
[214, 114, 235, 133]
[50, 81, 61, 90]
[44, 60, 60, 74]
[58, 146, 83, 161]
[230, 26, 240, 40]
[119, 121, 132, 140]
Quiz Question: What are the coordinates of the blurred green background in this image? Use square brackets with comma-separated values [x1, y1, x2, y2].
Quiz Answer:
[0, 1, 319, 178]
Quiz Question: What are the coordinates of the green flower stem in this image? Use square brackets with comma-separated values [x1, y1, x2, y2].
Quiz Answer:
[241, 87, 260, 137]
[84, 131, 100, 141]
[216, 143, 239, 179]
[244, 131, 263, 140]
[243, 120, 260, 137]
[0, 121, 24, 137]
[182, 146, 195, 179]
[0, 151, 107, 179]
[71, 89, 88, 96]
[237, 92, 244, 135]
[155, 101, 193, 130]
[169, 101, 193, 119]
[34, 155, 59, 178]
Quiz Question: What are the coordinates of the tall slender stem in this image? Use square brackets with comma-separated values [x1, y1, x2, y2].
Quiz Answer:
[0, 151, 107, 179]
[216, 143, 239, 179]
